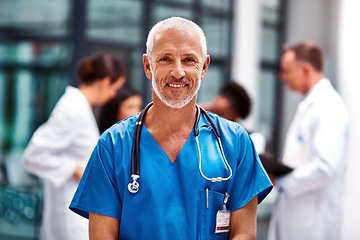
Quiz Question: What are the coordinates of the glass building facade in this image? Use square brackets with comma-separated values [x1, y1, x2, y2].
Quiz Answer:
[0, 0, 284, 239]
[258, 0, 286, 156]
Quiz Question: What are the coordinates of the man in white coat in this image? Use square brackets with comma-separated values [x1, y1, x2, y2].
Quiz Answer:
[267, 42, 349, 240]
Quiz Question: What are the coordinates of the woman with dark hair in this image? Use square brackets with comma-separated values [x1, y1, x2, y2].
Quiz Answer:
[98, 85, 143, 133]
[22, 53, 126, 240]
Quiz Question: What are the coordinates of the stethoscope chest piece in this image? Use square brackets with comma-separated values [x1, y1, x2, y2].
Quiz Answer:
[128, 174, 140, 194]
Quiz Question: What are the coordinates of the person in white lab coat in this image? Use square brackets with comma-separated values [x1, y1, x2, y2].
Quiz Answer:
[267, 42, 349, 240]
[22, 53, 126, 240]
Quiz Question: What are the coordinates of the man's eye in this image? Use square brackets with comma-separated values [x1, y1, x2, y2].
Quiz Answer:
[159, 57, 169, 62]
[184, 58, 196, 63]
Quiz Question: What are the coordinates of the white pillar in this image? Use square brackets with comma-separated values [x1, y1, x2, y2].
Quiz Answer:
[337, 0, 360, 239]
[231, 0, 261, 129]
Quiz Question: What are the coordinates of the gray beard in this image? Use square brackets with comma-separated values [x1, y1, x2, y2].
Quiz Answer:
[151, 74, 201, 109]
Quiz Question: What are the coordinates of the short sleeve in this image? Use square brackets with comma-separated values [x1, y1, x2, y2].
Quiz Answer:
[227, 132, 273, 212]
[70, 140, 122, 219]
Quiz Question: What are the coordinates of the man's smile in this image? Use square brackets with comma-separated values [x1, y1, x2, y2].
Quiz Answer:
[168, 83, 187, 88]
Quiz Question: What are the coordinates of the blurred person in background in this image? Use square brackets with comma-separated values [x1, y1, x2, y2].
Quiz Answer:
[268, 42, 349, 240]
[202, 81, 251, 123]
[201, 81, 266, 154]
[98, 85, 143, 133]
[22, 53, 126, 240]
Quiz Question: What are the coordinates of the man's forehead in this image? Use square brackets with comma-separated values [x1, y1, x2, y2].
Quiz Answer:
[159, 26, 197, 34]
[152, 29, 202, 55]
[284, 51, 297, 61]
[154, 28, 199, 44]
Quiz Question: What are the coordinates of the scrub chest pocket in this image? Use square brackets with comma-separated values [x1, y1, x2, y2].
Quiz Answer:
[200, 189, 229, 239]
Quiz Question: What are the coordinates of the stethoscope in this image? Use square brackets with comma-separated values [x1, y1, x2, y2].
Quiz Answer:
[128, 102, 233, 194]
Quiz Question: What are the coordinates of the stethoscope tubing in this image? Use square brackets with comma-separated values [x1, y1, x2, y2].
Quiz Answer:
[131, 102, 153, 175]
[128, 102, 152, 193]
[128, 102, 231, 194]
[196, 134, 232, 182]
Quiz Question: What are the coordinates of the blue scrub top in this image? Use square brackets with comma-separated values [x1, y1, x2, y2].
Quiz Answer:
[70, 111, 272, 240]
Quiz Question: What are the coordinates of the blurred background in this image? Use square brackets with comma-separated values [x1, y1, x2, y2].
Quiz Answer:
[0, 0, 359, 239]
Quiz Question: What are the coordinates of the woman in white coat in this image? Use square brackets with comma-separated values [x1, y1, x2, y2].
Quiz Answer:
[268, 42, 349, 240]
[22, 54, 126, 240]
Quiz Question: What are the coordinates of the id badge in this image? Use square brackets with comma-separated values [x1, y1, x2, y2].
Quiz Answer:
[215, 210, 231, 233]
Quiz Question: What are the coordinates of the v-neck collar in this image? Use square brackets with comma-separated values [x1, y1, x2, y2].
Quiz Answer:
[141, 124, 195, 165]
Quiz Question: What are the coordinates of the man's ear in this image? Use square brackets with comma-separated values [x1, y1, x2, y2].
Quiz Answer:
[201, 55, 211, 79]
[143, 54, 153, 80]
[302, 62, 313, 76]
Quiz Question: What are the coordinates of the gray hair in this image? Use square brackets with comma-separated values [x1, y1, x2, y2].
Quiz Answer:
[146, 17, 208, 63]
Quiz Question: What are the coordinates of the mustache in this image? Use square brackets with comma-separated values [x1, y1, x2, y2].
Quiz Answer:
[164, 77, 190, 84]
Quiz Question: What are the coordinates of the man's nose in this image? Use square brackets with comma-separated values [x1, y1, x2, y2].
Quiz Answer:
[170, 61, 186, 79]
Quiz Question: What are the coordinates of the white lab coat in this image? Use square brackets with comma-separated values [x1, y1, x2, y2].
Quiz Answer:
[23, 86, 99, 240]
[268, 78, 349, 240]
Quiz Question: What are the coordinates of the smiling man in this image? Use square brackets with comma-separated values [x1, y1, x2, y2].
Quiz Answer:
[70, 17, 272, 240]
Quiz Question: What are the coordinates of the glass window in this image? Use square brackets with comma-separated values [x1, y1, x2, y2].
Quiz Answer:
[261, 0, 281, 23]
[260, 27, 280, 62]
[87, 0, 142, 44]
[0, 71, 14, 155]
[258, 69, 277, 135]
[154, 0, 192, 4]
[47, 74, 68, 110]
[258, 0, 285, 154]
[0, 0, 70, 37]
[152, 4, 192, 23]
[202, 16, 230, 58]
[0, 73, 5, 153]
[0, 41, 71, 152]
[12, 70, 32, 148]
[0, 41, 69, 66]
[202, 0, 231, 12]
